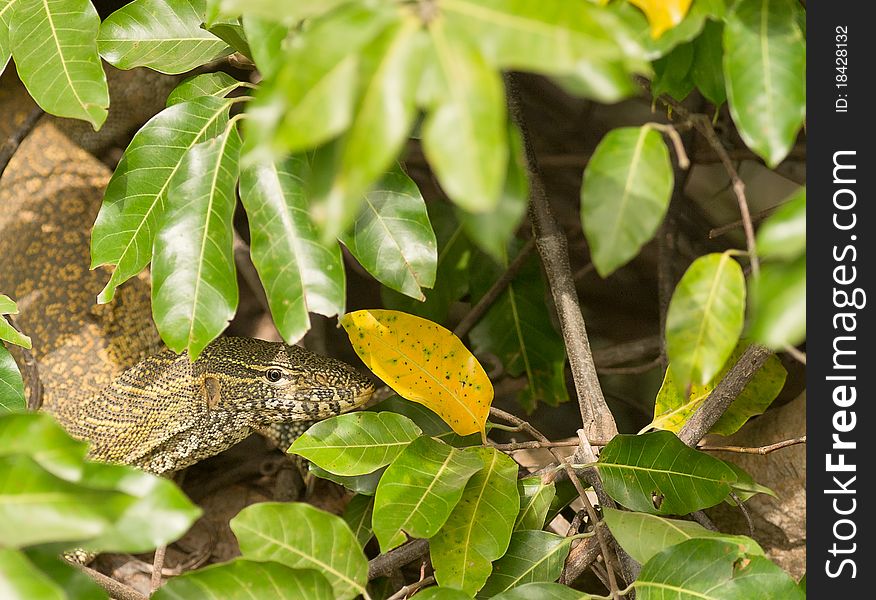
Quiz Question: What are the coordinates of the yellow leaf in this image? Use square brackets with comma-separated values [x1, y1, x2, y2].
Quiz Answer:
[340, 310, 492, 436]
[628, 0, 693, 39]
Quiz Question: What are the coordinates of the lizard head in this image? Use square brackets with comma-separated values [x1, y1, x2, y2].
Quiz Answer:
[196, 337, 375, 422]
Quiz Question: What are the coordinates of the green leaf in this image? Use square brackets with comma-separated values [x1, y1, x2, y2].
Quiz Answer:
[232, 502, 367, 600]
[649, 343, 786, 436]
[0, 295, 31, 349]
[0, 0, 15, 73]
[325, 17, 424, 233]
[635, 538, 804, 599]
[666, 252, 746, 387]
[580, 125, 674, 276]
[470, 246, 568, 412]
[207, 0, 348, 25]
[478, 530, 572, 597]
[748, 256, 805, 349]
[22, 548, 107, 599]
[725, 462, 775, 502]
[0, 549, 67, 600]
[441, 0, 645, 102]
[153, 560, 334, 600]
[0, 413, 200, 551]
[9, 0, 108, 128]
[491, 582, 592, 599]
[515, 476, 555, 532]
[431, 448, 519, 594]
[151, 124, 240, 359]
[205, 18, 250, 60]
[690, 20, 725, 106]
[457, 123, 529, 262]
[289, 412, 422, 476]
[756, 188, 805, 261]
[310, 464, 385, 496]
[241, 14, 286, 79]
[381, 202, 472, 324]
[371, 395, 482, 448]
[98, 0, 231, 75]
[724, 0, 806, 167]
[247, 2, 397, 157]
[596, 431, 738, 515]
[91, 96, 233, 303]
[372, 435, 483, 552]
[603, 507, 764, 564]
[422, 20, 507, 213]
[613, 0, 725, 59]
[166, 72, 244, 107]
[342, 494, 374, 547]
[414, 589, 473, 600]
[0, 345, 25, 413]
[239, 156, 345, 344]
[651, 41, 694, 100]
[340, 167, 437, 300]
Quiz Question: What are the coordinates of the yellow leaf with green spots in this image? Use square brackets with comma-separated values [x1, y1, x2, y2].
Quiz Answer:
[340, 309, 492, 436]
[627, 0, 693, 39]
[646, 343, 787, 436]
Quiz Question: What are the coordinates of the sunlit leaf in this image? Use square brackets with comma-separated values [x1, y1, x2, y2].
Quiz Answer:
[241, 14, 286, 79]
[341, 167, 437, 301]
[515, 476, 555, 532]
[382, 203, 472, 324]
[597, 431, 737, 515]
[649, 343, 786, 436]
[205, 18, 250, 59]
[0, 345, 25, 413]
[603, 507, 764, 564]
[665, 252, 746, 387]
[166, 72, 245, 107]
[239, 155, 345, 344]
[756, 188, 805, 261]
[580, 125, 673, 276]
[0, 549, 67, 600]
[491, 582, 592, 599]
[9, 0, 108, 128]
[309, 464, 384, 497]
[153, 560, 334, 600]
[457, 123, 529, 262]
[325, 17, 424, 233]
[206, 0, 348, 25]
[98, 0, 231, 75]
[0, 0, 13, 72]
[289, 412, 422, 476]
[748, 256, 806, 349]
[341, 309, 492, 436]
[635, 538, 804, 599]
[151, 125, 240, 359]
[628, 0, 693, 39]
[414, 588, 472, 600]
[422, 20, 507, 213]
[372, 436, 483, 551]
[92, 96, 233, 303]
[479, 530, 573, 597]
[612, 0, 726, 59]
[470, 246, 568, 412]
[724, 0, 805, 167]
[0, 294, 30, 349]
[371, 395, 481, 448]
[431, 448, 519, 594]
[231, 502, 368, 600]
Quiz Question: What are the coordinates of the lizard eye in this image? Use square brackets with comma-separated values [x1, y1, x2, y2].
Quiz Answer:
[265, 368, 284, 383]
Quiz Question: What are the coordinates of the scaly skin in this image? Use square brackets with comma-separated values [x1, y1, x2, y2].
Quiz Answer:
[0, 72, 372, 475]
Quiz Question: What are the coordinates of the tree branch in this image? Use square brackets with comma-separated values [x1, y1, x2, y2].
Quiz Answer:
[677, 344, 774, 446]
[73, 563, 148, 600]
[367, 539, 430, 580]
[0, 105, 44, 179]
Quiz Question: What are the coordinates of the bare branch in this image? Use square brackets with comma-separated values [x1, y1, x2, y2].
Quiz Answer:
[368, 539, 430, 580]
[72, 563, 148, 600]
[700, 436, 806, 455]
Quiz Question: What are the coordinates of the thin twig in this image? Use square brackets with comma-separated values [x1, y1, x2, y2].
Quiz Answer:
[637, 76, 760, 277]
[386, 575, 435, 600]
[677, 344, 773, 447]
[151, 544, 166, 591]
[700, 436, 806, 455]
[490, 439, 580, 452]
[368, 539, 430, 580]
[597, 357, 662, 376]
[72, 563, 148, 600]
[783, 345, 807, 365]
[646, 123, 690, 169]
[709, 205, 780, 239]
[453, 238, 536, 338]
[0, 105, 44, 179]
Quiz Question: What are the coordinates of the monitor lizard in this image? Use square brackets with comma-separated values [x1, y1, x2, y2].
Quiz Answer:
[0, 71, 374, 475]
